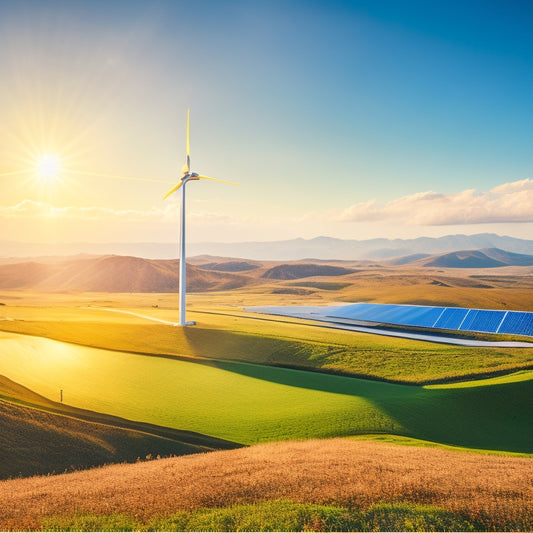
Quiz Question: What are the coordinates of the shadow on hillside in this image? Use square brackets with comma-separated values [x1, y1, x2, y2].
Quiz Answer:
[204, 356, 533, 453]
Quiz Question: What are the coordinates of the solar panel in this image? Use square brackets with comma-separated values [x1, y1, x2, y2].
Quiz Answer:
[433, 308, 469, 330]
[460, 309, 506, 334]
[332, 303, 398, 322]
[498, 311, 533, 336]
[326, 303, 532, 337]
[248, 303, 533, 339]
[330, 304, 445, 328]
[396, 306, 444, 328]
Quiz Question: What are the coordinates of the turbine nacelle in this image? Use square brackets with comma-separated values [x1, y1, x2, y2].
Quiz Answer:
[183, 172, 200, 182]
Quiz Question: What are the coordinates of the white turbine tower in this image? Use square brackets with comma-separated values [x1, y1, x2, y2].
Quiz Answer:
[164, 109, 237, 326]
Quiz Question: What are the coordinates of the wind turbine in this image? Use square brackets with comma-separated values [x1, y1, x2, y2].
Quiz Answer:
[164, 109, 238, 326]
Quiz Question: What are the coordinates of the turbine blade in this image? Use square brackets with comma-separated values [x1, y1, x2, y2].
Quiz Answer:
[163, 181, 183, 199]
[197, 175, 240, 186]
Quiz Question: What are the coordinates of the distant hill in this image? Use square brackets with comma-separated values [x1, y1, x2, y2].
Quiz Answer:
[0, 256, 251, 292]
[200, 261, 260, 272]
[262, 264, 356, 280]
[421, 248, 533, 269]
[2, 233, 533, 261]
[388, 253, 431, 265]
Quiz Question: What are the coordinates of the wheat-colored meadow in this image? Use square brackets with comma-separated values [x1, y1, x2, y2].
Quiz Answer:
[1, 438, 531, 531]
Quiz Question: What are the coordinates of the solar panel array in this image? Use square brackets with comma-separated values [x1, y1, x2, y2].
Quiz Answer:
[327, 303, 533, 337]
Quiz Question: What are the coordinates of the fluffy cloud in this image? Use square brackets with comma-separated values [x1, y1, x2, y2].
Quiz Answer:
[336, 179, 533, 225]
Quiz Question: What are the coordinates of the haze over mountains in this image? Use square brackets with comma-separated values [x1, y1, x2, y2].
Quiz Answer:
[2, 233, 533, 261]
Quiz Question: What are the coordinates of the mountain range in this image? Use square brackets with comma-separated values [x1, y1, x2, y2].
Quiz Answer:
[1, 233, 533, 261]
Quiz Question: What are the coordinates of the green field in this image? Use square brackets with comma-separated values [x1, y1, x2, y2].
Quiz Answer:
[1, 303, 532, 384]
[0, 329, 531, 452]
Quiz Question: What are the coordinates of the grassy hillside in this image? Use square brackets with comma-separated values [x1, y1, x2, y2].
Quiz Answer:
[1, 305, 532, 384]
[1, 439, 530, 531]
[0, 375, 240, 479]
[0, 400, 199, 479]
[0, 330, 531, 452]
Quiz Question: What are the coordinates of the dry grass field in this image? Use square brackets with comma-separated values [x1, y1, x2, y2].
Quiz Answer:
[1, 439, 531, 531]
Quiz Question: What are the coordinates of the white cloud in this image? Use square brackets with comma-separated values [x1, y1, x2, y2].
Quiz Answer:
[0, 199, 170, 220]
[491, 178, 533, 195]
[334, 179, 533, 226]
[0, 199, 253, 227]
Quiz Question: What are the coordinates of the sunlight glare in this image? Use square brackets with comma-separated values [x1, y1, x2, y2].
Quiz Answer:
[36, 155, 61, 182]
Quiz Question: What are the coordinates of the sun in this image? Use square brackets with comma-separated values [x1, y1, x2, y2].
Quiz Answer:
[36, 155, 61, 182]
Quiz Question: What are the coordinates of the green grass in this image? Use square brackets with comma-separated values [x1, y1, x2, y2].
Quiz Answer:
[0, 330, 531, 452]
[1, 305, 532, 384]
[0, 371, 241, 479]
[41, 500, 480, 532]
[346, 433, 532, 456]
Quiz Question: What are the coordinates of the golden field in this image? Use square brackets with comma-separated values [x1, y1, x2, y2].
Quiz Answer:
[0, 438, 531, 531]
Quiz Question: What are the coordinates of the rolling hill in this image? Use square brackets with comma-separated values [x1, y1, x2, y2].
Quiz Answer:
[199, 260, 261, 272]
[261, 263, 356, 280]
[420, 248, 533, 268]
[0, 374, 240, 479]
[0, 256, 251, 292]
[1, 438, 530, 531]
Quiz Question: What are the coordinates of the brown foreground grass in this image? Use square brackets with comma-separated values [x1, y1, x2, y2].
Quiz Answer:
[1, 438, 531, 531]
[0, 399, 228, 479]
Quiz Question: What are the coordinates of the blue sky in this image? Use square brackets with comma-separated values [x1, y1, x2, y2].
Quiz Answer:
[0, 0, 532, 243]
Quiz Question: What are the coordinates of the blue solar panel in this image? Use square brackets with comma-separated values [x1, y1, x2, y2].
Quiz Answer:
[391, 306, 444, 327]
[330, 304, 444, 328]
[460, 309, 506, 333]
[330, 303, 399, 322]
[498, 312, 533, 336]
[326, 303, 533, 337]
[434, 308, 469, 330]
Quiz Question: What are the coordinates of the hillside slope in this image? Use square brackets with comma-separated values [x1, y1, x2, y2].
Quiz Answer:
[0, 256, 251, 292]
[0, 399, 203, 479]
[0, 374, 240, 479]
[262, 263, 356, 280]
[1, 439, 530, 531]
